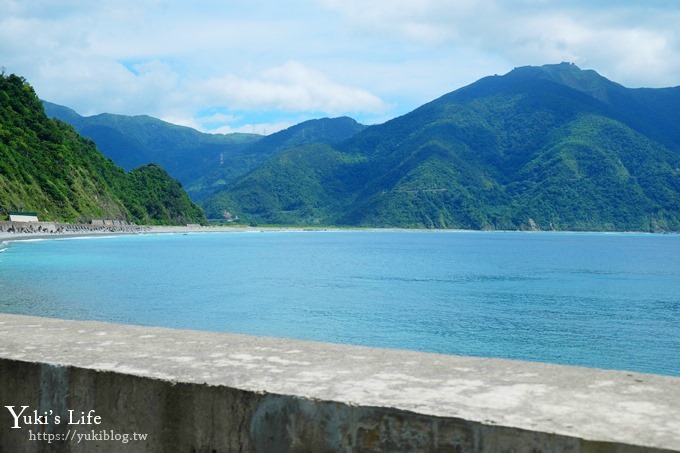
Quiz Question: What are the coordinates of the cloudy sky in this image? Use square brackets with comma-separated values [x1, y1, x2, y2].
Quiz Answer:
[1, 1, 679, 134]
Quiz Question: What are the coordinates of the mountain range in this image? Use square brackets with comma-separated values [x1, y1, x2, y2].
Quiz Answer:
[42, 101, 261, 190]
[43, 102, 367, 202]
[45, 63, 680, 231]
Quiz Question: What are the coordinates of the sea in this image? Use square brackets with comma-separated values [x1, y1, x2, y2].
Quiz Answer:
[1, 230, 679, 376]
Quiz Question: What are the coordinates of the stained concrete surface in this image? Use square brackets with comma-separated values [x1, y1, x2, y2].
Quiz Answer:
[0, 313, 678, 452]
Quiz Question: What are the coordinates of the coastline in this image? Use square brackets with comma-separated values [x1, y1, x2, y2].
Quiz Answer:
[0, 228, 143, 244]
[1, 221, 677, 245]
[0, 222, 356, 245]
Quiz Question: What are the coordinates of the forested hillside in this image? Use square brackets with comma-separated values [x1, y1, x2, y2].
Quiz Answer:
[0, 73, 205, 225]
[42, 101, 261, 189]
[207, 63, 680, 231]
[44, 102, 366, 202]
[187, 116, 366, 200]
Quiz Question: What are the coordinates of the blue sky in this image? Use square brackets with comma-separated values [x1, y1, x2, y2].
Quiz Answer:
[1, 0, 679, 134]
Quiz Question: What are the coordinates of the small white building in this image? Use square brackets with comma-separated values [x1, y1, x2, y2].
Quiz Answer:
[9, 212, 39, 222]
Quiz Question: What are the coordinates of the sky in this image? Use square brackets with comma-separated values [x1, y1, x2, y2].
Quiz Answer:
[1, 1, 679, 135]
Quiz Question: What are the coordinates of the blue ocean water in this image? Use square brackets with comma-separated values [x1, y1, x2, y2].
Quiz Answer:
[1, 231, 679, 376]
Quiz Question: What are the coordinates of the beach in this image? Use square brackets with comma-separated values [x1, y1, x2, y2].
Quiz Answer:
[0, 220, 336, 244]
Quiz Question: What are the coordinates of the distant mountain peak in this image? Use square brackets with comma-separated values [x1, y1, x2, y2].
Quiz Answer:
[506, 62, 623, 102]
[510, 62, 596, 78]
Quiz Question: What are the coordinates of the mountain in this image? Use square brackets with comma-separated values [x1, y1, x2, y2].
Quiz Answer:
[122, 163, 205, 225]
[43, 102, 366, 205]
[42, 101, 262, 188]
[1, 73, 205, 225]
[206, 63, 680, 231]
[187, 116, 367, 200]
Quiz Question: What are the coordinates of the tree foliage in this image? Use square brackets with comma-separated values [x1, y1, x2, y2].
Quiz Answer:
[0, 73, 205, 225]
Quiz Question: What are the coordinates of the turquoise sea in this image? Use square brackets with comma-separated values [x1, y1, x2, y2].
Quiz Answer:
[1, 231, 679, 376]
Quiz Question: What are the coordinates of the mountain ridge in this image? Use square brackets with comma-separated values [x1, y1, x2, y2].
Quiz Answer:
[186, 116, 367, 200]
[1, 74, 205, 225]
[43, 102, 367, 202]
[42, 101, 262, 186]
[205, 63, 680, 231]
[38, 64, 680, 231]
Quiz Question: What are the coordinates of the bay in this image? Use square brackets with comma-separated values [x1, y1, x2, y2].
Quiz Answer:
[1, 230, 679, 376]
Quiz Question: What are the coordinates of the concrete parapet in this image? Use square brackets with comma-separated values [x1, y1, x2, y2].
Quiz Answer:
[0, 314, 678, 452]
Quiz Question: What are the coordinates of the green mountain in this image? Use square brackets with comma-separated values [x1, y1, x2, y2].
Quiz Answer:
[187, 116, 366, 201]
[207, 63, 680, 231]
[1, 73, 205, 225]
[42, 101, 262, 189]
[43, 102, 367, 205]
[121, 163, 205, 225]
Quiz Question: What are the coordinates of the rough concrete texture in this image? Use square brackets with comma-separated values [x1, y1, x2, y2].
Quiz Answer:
[0, 313, 678, 452]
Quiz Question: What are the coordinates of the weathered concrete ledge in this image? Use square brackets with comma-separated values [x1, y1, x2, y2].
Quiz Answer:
[0, 313, 678, 452]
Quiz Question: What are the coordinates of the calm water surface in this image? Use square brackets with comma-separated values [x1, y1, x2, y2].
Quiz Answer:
[1, 231, 679, 376]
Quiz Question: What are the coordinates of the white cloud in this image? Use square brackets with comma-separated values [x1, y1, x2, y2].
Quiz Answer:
[31, 58, 183, 116]
[201, 61, 386, 114]
[504, 11, 680, 87]
[2, 0, 680, 136]
[318, 0, 680, 88]
[162, 112, 293, 135]
[209, 121, 294, 136]
[318, 0, 492, 44]
[318, 0, 491, 45]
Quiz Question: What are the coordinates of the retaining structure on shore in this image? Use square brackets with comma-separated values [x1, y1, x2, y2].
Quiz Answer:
[0, 314, 678, 452]
[0, 221, 150, 235]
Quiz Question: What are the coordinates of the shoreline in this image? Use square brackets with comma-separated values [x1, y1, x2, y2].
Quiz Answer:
[1, 222, 678, 245]
[0, 224, 346, 244]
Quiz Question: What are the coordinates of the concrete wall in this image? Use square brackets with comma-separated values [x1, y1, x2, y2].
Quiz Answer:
[8, 215, 39, 222]
[0, 314, 678, 452]
[0, 221, 148, 235]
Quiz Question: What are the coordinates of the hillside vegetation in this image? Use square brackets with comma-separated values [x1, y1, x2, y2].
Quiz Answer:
[207, 63, 680, 231]
[39, 63, 680, 231]
[44, 102, 366, 203]
[0, 73, 205, 225]
[42, 101, 261, 189]
[187, 116, 366, 201]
